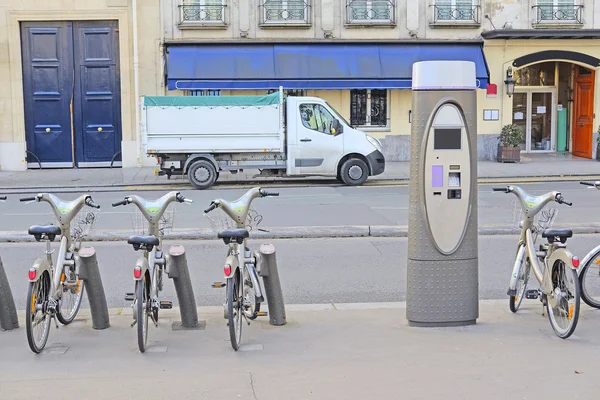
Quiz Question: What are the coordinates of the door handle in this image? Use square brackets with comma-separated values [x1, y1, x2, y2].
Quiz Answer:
[578, 123, 584, 126]
[300, 138, 312, 142]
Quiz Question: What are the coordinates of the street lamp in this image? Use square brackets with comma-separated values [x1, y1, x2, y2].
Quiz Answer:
[504, 66, 516, 98]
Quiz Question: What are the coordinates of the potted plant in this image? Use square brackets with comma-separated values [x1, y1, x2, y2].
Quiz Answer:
[497, 124, 524, 163]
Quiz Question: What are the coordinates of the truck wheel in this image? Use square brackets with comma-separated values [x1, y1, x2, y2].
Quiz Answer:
[188, 159, 217, 190]
[340, 158, 369, 186]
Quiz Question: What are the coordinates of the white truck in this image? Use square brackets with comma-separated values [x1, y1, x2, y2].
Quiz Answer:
[142, 87, 385, 189]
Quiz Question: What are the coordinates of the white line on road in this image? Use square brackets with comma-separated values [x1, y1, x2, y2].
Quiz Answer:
[371, 207, 409, 210]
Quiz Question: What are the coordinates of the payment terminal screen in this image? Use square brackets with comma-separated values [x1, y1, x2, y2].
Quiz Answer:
[434, 128, 461, 150]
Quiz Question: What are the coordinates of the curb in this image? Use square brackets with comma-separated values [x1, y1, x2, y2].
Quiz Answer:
[1, 224, 600, 242]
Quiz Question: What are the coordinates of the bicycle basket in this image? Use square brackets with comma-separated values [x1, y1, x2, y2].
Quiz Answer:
[204, 205, 263, 235]
[71, 208, 100, 242]
[129, 205, 176, 237]
[511, 199, 558, 240]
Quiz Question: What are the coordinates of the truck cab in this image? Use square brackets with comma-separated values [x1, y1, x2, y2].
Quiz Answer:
[284, 96, 386, 185]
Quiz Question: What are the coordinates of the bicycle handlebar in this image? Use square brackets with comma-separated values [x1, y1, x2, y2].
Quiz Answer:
[204, 202, 217, 214]
[0, 196, 6, 201]
[259, 189, 280, 197]
[20, 196, 37, 202]
[492, 187, 510, 193]
[176, 193, 193, 204]
[580, 181, 600, 188]
[85, 197, 101, 209]
[555, 194, 573, 207]
[112, 199, 128, 207]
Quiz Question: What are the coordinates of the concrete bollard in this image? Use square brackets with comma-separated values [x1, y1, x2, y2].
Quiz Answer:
[256, 243, 286, 326]
[166, 245, 198, 329]
[75, 246, 110, 330]
[0, 256, 19, 331]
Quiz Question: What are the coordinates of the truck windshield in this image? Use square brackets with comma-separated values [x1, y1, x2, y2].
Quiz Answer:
[325, 102, 351, 128]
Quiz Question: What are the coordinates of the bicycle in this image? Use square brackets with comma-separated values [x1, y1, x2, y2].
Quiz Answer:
[576, 181, 600, 308]
[493, 185, 581, 339]
[20, 193, 101, 353]
[204, 187, 279, 350]
[112, 191, 192, 353]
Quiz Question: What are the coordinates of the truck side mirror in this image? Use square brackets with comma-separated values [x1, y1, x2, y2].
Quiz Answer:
[331, 119, 343, 135]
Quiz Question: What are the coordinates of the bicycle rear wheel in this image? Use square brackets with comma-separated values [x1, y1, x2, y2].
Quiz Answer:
[26, 272, 51, 354]
[510, 257, 531, 313]
[579, 249, 600, 308]
[136, 276, 149, 353]
[546, 260, 580, 339]
[227, 272, 243, 351]
[57, 270, 85, 325]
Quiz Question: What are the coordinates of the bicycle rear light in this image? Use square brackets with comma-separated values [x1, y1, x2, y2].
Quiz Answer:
[572, 256, 580, 268]
[224, 264, 232, 276]
[28, 268, 36, 280]
[133, 266, 142, 279]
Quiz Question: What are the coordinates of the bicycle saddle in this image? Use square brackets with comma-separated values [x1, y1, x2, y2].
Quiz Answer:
[128, 235, 160, 251]
[28, 225, 62, 241]
[542, 228, 573, 244]
[218, 228, 249, 245]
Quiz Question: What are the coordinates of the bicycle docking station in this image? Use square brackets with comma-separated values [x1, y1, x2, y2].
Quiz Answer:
[255, 243, 287, 326]
[75, 246, 110, 330]
[406, 60, 479, 327]
[0, 255, 19, 331]
[166, 244, 201, 330]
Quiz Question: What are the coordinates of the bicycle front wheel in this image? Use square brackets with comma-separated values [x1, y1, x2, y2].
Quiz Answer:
[510, 257, 531, 313]
[136, 277, 149, 353]
[57, 272, 85, 325]
[546, 260, 580, 339]
[26, 272, 52, 354]
[579, 249, 600, 308]
[227, 273, 243, 351]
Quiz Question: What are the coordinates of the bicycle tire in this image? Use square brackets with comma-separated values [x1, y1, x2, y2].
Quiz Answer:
[547, 264, 580, 339]
[227, 274, 242, 351]
[26, 272, 51, 354]
[579, 248, 600, 308]
[509, 258, 531, 313]
[136, 277, 149, 353]
[57, 278, 85, 325]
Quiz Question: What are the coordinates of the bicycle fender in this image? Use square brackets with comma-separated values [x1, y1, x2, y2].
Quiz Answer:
[224, 254, 238, 279]
[134, 257, 149, 281]
[28, 258, 51, 283]
[508, 244, 527, 293]
[543, 247, 577, 295]
[579, 244, 600, 273]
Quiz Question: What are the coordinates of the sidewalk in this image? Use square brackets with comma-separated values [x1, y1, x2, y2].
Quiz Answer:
[1, 153, 599, 190]
[1, 300, 600, 399]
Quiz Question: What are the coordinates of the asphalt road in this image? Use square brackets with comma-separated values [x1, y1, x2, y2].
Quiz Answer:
[0, 181, 598, 234]
[3, 234, 600, 311]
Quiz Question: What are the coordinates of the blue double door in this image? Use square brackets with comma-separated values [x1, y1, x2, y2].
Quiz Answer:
[21, 21, 122, 168]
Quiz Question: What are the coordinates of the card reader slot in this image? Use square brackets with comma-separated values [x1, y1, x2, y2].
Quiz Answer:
[433, 192, 442, 196]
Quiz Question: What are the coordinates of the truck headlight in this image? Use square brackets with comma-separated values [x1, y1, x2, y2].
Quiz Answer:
[366, 135, 382, 151]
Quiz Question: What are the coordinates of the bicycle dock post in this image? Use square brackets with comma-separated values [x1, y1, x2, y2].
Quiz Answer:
[0, 256, 19, 331]
[166, 244, 199, 329]
[75, 246, 110, 330]
[256, 243, 286, 326]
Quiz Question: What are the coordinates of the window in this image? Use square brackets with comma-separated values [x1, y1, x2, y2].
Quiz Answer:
[514, 62, 556, 86]
[299, 104, 336, 135]
[179, 0, 226, 24]
[433, 0, 477, 22]
[346, 0, 395, 24]
[260, 0, 310, 25]
[189, 90, 221, 96]
[534, 0, 582, 23]
[350, 89, 388, 128]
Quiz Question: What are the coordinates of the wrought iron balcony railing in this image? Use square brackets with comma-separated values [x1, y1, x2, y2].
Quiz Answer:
[430, 4, 480, 24]
[532, 4, 583, 24]
[346, 0, 396, 25]
[260, 0, 310, 25]
[179, 3, 226, 24]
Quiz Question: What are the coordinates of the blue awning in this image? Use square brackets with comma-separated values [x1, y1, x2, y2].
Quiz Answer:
[166, 42, 490, 90]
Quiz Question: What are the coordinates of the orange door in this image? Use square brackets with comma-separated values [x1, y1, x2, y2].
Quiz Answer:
[572, 67, 595, 158]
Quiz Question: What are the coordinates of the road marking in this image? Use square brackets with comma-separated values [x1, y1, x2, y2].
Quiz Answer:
[372, 207, 409, 210]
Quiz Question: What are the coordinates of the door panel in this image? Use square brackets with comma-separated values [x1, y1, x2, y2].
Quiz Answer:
[73, 21, 122, 166]
[21, 22, 74, 166]
[572, 67, 594, 159]
[511, 92, 528, 151]
[530, 92, 553, 151]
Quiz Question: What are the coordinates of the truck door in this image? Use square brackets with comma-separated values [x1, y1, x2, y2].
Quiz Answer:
[295, 103, 344, 175]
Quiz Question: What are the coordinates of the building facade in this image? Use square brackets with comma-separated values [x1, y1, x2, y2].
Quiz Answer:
[0, 0, 599, 171]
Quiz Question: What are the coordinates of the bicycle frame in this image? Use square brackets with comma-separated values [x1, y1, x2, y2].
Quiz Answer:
[506, 187, 577, 300]
[26, 194, 93, 301]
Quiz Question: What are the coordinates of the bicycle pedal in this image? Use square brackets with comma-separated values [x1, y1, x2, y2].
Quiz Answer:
[63, 283, 78, 290]
[257, 311, 268, 317]
[124, 292, 135, 301]
[212, 282, 226, 288]
[525, 290, 539, 300]
[159, 301, 172, 309]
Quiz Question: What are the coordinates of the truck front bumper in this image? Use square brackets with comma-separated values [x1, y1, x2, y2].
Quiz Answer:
[366, 150, 385, 176]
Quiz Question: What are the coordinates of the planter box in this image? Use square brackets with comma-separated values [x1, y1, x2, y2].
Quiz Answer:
[497, 145, 521, 163]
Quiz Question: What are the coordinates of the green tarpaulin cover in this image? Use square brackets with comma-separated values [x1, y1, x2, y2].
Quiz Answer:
[143, 92, 281, 107]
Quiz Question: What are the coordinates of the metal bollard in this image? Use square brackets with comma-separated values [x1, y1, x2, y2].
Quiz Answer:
[0, 256, 19, 331]
[256, 243, 286, 326]
[75, 246, 110, 330]
[166, 245, 199, 329]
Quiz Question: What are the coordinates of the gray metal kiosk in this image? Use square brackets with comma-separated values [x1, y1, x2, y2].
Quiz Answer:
[406, 60, 479, 327]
